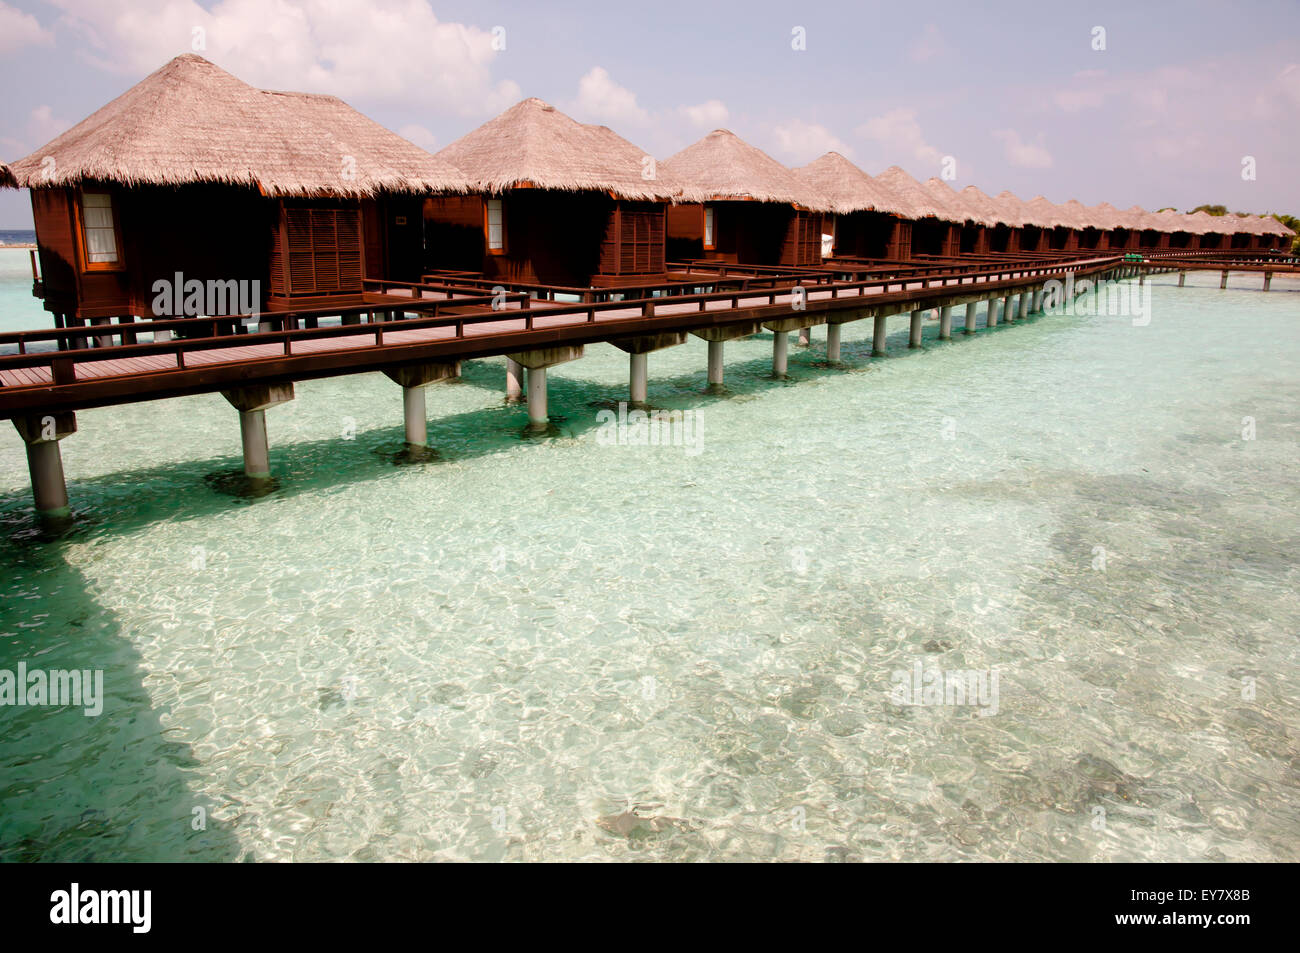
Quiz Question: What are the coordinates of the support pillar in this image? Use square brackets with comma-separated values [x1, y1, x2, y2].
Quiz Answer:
[1178, 271, 1186, 287]
[1264, 272, 1272, 292]
[384, 362, 459, 447]
[772, 330, 789, 377]
[1019, 292, 1030, 320]
[507, 345, 585, 431]
[1003, 295, 1016, 323]
[12, 412, 77, 517]
[1031, 289, 1043, 313]
[987, 298, 1000, 327]
[938, 306, 952, 341]
[964, 301, 977, 335]
[708, 340, 724, 386]
[611, 332, 686, 406]
[222, 383, 295, 478]
[826, 322, 842, 362]
[873, 314, 889, 356]
[1220, 270, 1228, 289]
[505, 358, 525, 403]
[797, 326, 811, 348]
[909, 309, 924, 348]
[629, 352, 648, 403]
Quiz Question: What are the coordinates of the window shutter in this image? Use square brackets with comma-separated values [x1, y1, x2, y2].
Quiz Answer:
[275, 205, 364, 296]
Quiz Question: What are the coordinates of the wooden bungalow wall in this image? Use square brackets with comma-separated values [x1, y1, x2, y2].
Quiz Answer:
[667, 202, 821, 267]
[428, 191, 666, 286]
[829, 210, 905, 260]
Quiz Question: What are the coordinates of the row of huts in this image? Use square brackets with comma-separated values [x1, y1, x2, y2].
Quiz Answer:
[3, 54, 1293, 326]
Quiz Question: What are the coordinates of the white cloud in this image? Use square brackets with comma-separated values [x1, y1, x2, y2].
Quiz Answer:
[1, 105, 73, 157]
[993, 128, 1053, 168]
[571, 66, 649, 124]
[397, 124, 438, 152]
[0, 1, 53, 53]
[855, 108, 942, 168]
[680, 98, 728, 128]
[908, 24, 946, 63]
[47, 0, 520, 114]
[769, 120, 853, 163]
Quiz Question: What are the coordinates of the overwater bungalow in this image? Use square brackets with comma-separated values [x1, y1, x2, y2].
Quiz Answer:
[1092, 202, 1133, 251]
[792, 152, 909, 260]
[872, 166, 957, 259]
[662, 130, 831, 267]
[1061, 200, 1108, 251]
[3, 54, 470, 333]
[993, 192, 1034, 253]
[922, 178, 996, 256]
[1024, 196, 1079, 251]
[427, 98, 679, 289]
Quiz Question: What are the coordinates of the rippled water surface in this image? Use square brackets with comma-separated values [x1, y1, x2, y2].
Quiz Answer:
[1, 249, 1297, 861]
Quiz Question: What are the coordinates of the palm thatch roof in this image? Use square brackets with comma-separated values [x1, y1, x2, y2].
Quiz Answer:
[436, 98, 678, 202]
[1062, 199, 1106, 230]
[662, 130, 831, 210]
[959, 186, 1011, 227]
[872, 166, 949, 220]
[1092, 202, 1125, 230]
[792, 152, 906, 215]
[1024, 195, 1073, 228]
[922, 177, 995, 225]
[1120, 205, 1158, 231]
[4, 54, 468, 197]
[994, 191, 1032, 228]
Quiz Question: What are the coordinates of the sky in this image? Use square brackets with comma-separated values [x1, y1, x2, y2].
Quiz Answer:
[2, 0, 1298, 227]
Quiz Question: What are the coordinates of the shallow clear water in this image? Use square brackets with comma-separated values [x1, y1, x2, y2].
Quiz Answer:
[1, 247, 1297, 861]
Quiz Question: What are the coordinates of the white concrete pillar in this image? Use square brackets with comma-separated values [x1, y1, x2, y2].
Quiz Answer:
[909, 309, 923, 348]
[987, 298, 1000, 327]
[1003, 295, 1016, 322]
[1264, 272, 1272, 292]
[1220, 270, 1228, 289]
[964, 302, 977, 335]
[403, 385, 428, 447]
[630, 352, 648, 404]
[826, 322, 842, 362]
[222, 383, 295, 479]
[527, 367, 549, 429]
[505, 358, 525, 403]
[1177, 271, 1186, 287]
[1019, 292, 1030, 320]
[708, 340, 724, 386]
[1031, 289, 1044, 313]
[873, 314, 889, 356]
[797, 326, 811, 348]
[938, 306, 952, 341]
[238, 409, 271, 478]
[13, 414, 77, 517]
[773, 330, 789, 377]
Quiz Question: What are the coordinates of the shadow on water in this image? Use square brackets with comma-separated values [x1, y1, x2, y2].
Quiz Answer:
[0, 535, 242, 861]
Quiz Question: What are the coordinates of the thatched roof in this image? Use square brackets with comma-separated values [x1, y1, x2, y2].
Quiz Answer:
[1023, 195, 1073, 228]
[994, 191, 1032, 228]
[1062, 199, 1106, 230]
[873, 166, 949, 220]
[923, 177, 995, 225]
[958, 186, 1011, 226]
[436, 98, 678, 202]
[1092, 202, 1125, 230]
[5, 54, 468, 197]
[792, 152, 906, 215]
[663, 129, 831, 209]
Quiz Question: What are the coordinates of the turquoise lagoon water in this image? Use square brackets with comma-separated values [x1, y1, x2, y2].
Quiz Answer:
[0, 246, 1296, 862]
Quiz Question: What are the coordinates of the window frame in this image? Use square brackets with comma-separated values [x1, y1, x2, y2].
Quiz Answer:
[702, 205, 716, 250]
[75, 187, 126, 272]
[484, 197, 506, 255]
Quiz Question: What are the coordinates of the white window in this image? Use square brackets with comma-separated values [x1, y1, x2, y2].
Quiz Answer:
[703, 206, 715, 248]
[81, 191, 119, 264]
[486, 198, 504, 252]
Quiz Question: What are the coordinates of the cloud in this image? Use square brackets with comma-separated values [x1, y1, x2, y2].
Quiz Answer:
[680, 98, 728, 128]
[397, 124, 438, 152]
[993, 129, 1053, 168]
[0, 1, 53, 54]
[769, 120, 853, 163]
[0, 105, 73, 157]
[908, 24, 947, 63]
[855, 108, 943, 169]
[46, 0, 520, 114]
[571, 66, 649, 124]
